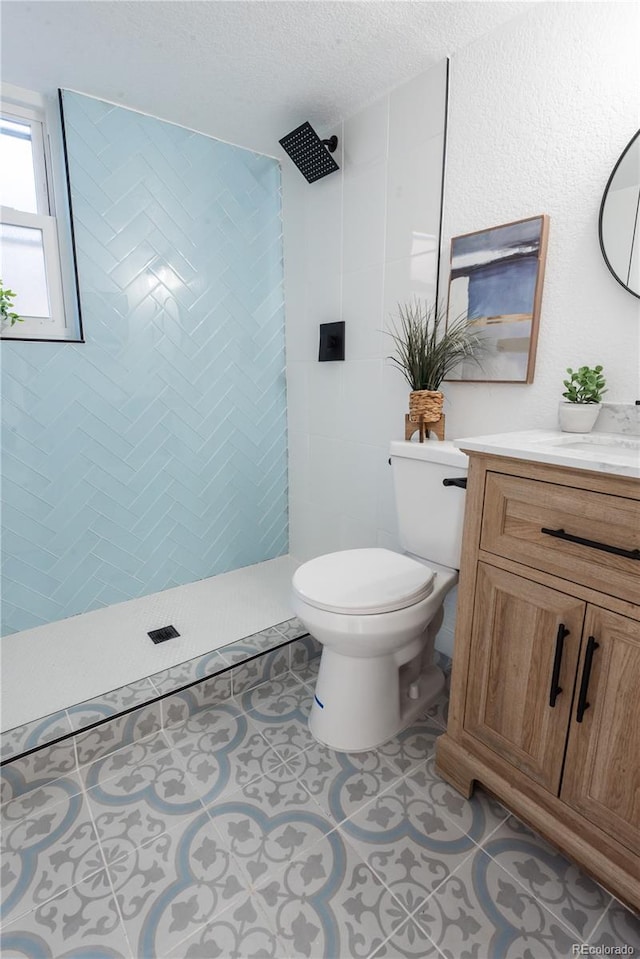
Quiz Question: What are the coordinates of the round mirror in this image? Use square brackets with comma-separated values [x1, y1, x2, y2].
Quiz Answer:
[599, 129, 640, 299]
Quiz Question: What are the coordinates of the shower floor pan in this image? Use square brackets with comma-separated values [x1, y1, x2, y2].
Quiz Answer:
[1, 556, 304, 761]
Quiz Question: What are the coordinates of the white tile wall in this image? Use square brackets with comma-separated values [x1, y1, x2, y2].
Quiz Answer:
[385, 135, 444, 262]
[342, 160, 388, 273]
[383, 254, 439, 330]
[283, 59, 451, 645]
[341, 360, 384, 446]
[343, 96, 389, 170]
[342, 266, 385, 360]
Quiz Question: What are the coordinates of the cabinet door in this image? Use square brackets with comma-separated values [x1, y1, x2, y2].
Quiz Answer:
[561, 607, 640, 855]
[465, 564, 585, 794]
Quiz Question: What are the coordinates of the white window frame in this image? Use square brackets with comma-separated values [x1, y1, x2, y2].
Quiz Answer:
[1, 84, 82, 342]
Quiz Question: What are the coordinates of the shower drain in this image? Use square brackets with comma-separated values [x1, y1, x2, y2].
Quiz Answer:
[148, 625, 180, 644]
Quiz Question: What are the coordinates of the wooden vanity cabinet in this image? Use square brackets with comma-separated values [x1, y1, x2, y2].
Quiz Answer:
[435, 453, 640, 911]
[560, 605, 640, 856]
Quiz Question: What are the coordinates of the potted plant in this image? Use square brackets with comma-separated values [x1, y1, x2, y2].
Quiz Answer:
[386, 300, 482, 427]
[0, 280, 23, 329]
[559, 365, 607, 432]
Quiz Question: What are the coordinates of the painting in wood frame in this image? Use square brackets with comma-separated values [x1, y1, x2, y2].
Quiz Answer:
[445, 214, 549, 383]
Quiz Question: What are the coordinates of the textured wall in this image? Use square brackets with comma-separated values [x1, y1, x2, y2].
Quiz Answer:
[1, 91, 287, 634]
[440, 1, 640, 439]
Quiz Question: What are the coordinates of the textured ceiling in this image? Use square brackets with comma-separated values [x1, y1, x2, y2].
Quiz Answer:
[1, 1, 530, 156]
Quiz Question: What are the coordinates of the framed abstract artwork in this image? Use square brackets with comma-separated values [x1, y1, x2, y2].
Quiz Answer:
[446, 214, 549, 383]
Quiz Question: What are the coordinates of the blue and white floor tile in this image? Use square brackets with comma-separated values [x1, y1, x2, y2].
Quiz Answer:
[1, 661, 638, 958]
[221, 628, 290, 696]
[589, 898, 640, 952]
[1, 784, 104, 927]
[408, 756, 508, 843]
[0, 739, 77, 806]
[73, 701, 162, 768]
[0, 868, 129, 959]
[0, 712, 72, 764]
[290, 654, 321, 687]
[482, 814, 611, 941]
[147, 649, 229, 696]
[66, 678, 159, 731]
[207, 766, 334, 887]
[288, 741, 402, 825]
[370, 915, 445, 958]
[108, 807, 248, 958]
[338, 770, 479, 915]
[167, 891, 283, 958]
[242, 674, 318, 761]
[83, 733, 204, 861]
[376, 714, 445, 776]
[161, 672, 233, 729]
[165, 700, 284, 801]
[275, 618, 310, 643]
[254, 827, 412, 959]
[413, 847, 581, 959]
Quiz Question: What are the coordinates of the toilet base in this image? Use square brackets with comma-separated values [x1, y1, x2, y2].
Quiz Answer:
[308, 649, 444, 752]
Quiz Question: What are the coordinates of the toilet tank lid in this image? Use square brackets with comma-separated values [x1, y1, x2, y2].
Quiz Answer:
[389, 440, 469, 469]
[292, 548, 435, 615]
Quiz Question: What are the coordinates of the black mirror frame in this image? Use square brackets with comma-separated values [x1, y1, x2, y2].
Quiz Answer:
[598, 128, 640, 300]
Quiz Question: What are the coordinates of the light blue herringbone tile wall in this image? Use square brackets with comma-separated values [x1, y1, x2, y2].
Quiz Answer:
[1, 91, 288, 635]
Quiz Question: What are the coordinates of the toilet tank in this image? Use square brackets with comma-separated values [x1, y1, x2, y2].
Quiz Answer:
[390, 440, 469, 570]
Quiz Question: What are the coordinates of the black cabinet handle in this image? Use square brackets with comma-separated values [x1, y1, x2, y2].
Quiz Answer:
[549, 623, 569, 707]
[541, 527, 640, 561]
[443, 477, 467, 490]
[576, 636, 599, 723]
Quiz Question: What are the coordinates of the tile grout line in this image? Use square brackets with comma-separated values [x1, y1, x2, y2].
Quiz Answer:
[368, 914, 448, 959]
[77, 769, 136, 958]
[586, 897, 616, 945]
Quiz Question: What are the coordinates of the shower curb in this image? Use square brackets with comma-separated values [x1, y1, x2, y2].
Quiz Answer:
[0, 627, 321, 805]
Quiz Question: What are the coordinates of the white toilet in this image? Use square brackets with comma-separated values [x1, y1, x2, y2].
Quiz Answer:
[291, 440, 468, 751]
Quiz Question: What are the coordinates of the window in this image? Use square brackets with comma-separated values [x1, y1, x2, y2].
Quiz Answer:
[1, 85, 81, 341]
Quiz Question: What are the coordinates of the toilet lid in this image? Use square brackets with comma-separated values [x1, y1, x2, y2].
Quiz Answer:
[292, 548, 435, 615]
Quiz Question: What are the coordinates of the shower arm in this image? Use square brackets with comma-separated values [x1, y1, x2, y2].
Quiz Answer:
[321, 136, 338, 153]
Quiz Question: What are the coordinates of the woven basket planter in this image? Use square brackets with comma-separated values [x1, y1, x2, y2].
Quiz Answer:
[408, 390, 444, 424]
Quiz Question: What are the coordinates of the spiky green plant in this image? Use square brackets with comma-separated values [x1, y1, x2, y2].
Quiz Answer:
[386, 300, 482, 390]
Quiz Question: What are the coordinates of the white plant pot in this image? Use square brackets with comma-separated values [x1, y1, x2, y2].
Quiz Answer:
[558, 402, 601, 433]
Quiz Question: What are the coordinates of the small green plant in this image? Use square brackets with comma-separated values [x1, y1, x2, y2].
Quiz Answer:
[0, 280, 23, 327]
[386, 300, 483, 390]
[562, 365, 607, 404]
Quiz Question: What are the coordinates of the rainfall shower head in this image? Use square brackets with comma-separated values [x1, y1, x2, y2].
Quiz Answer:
[279, 122, 339, 183]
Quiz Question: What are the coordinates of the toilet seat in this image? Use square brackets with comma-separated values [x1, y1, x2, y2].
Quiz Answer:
[292, 548, 435, 616]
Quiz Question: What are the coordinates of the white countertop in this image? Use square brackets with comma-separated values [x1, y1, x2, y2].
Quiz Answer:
[454, 429, 640, 479]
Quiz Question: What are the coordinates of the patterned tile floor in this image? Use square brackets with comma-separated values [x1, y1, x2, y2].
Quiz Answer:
[1, 661, 638, 959]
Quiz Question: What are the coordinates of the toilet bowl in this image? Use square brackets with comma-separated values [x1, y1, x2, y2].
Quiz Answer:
[292, 549, 456, 751]
[292, 440, 468, 752]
